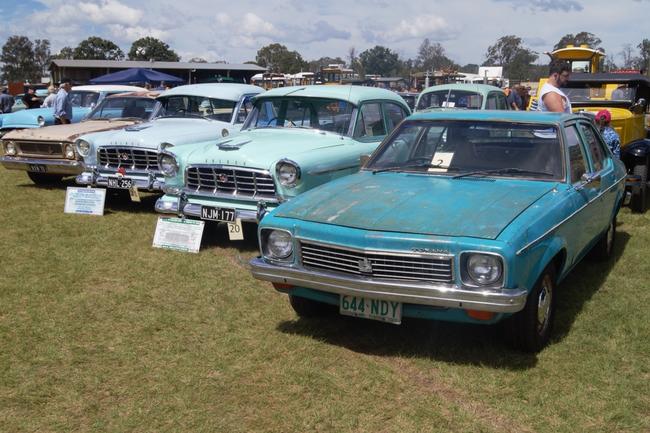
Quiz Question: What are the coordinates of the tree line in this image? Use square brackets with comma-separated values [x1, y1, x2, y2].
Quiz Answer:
[2, 31, 649, 84]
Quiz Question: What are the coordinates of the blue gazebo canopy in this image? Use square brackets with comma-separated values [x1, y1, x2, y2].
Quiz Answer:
[89, 68, 185, 85]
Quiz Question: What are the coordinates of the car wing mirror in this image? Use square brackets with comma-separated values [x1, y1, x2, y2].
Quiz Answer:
[576, 172, 601, 190]
[631, 98, 647, 114]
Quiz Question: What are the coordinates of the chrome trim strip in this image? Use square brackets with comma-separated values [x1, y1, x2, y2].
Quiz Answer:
[0, 156, 82, 174]
[307, 164, 358, 176]
[250, 258, 527, 313]
[516, 176, 625, 256]
[180, 187, 280, 203]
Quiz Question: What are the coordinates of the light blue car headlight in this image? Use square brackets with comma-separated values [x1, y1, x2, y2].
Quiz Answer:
[159, 153, 178, 176]
[76, 139, 91, 157]
[37, 116, 45, 127]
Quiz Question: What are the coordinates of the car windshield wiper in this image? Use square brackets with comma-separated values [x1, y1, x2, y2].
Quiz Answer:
[452, 167, 555, 179]
[157, 113, 210, 120]
[372, 162, 454, 174]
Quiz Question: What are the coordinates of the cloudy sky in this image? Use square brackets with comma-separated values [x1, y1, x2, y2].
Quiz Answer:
[1, 0, 648, 66]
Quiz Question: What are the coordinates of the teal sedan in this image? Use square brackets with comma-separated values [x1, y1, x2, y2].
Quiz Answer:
[250, 110, 627, 352]
[155, 85, 411, 235]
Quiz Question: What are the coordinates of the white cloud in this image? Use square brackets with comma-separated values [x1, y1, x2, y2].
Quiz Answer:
[108, 24, 169, 41]
[79, 0, 143, 26]
[366, 14, 454, 43]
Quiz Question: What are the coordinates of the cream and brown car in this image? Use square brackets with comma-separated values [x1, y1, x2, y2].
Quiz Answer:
[0, 91, 159, 184]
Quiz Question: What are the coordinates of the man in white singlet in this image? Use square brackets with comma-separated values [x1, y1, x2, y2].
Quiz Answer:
[537, 61, 572, 113]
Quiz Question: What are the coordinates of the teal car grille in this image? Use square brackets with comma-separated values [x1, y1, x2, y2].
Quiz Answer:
[186, 166, 276, 198]
[98, 147, 159, 171]
[300, 241, 454, 283]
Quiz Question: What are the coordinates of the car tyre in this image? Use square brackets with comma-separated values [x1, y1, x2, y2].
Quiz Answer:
[590, 217, 616, 261]
[630, 162, 647, 213]
[27, 172, 63, 185]
[505, 266, 556, 353]
[289, 294, 331, 318]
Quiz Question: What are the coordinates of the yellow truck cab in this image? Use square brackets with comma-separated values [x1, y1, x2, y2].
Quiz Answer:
[530, 45, 650, 212]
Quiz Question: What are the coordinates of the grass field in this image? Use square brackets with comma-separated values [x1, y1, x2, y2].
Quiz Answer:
[0, 167, 649, 433]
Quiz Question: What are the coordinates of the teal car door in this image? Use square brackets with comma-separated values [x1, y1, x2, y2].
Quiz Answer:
[564, 123, 600, 265]
[576, 120, 617, 233]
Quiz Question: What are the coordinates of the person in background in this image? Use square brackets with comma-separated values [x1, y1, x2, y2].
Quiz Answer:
[22, 86, 41, 109]
[595, 109, 621, 158]
[41, 85, 57, 108]
[507, 84, 523, 110]
[0, 87, 15, 113]
[144, 82, 152, 90]
[53, 78, 72, 125]
[519, 86, 531, 110]
[536, 61, 572, 113]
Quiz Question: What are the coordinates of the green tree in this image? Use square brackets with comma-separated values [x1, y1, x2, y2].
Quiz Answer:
[553, 32, 602, 51]
[415, 39, 457, 72]
[358, 45, 400, 77]
[128, 37, 180, 62]
[484, 35, 537, 81]
[635, 39, 650, 72]
[52, 46, 74, 60]
[459, 64, 479, 74]
[0, 35, 40, 82]
[34, 39, 51, 77]
[73, 36, 124, 60]
[255, 43, 306, 73]
[306, 56, 346, 73]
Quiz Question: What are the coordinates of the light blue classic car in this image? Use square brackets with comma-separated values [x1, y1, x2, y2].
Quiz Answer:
[154, 85, 411, 233]
[75, 83, 264, 191]
[250, 110, 627, 352]
[0, 85, 145, 135]
[415, 83, 509, 111]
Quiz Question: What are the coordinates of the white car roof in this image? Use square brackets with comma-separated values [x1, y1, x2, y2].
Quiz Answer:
[71, 85, 146, 92]
[158, 83, 264, 101]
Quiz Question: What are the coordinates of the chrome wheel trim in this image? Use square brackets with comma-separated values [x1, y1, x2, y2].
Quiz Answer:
[536, 275, 553, 334]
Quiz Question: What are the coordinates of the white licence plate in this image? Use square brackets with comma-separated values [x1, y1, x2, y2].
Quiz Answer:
[339, 295, 402, 324]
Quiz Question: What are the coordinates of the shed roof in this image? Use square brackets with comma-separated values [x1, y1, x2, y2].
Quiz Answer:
[50, 59, 266, 72]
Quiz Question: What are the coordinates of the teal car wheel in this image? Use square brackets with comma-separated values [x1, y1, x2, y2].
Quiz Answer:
[506, 266, 556, 353]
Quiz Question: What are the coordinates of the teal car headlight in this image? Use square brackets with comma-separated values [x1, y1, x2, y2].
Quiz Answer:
[462, 253, 504, 286]
[159, 153, 178, 176]
[76, 139, 91, 157]
[261, 229, 293, 260]
[37, 116, 45, 127]
[276, 159, 301, 188]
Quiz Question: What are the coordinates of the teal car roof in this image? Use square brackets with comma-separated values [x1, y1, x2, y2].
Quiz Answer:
[420, 83, 505, 96]
[407, 109, 576, 124]
[257, 85, 409, 107]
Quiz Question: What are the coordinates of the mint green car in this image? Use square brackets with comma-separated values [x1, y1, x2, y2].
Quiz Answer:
[155, 85, 410, 233]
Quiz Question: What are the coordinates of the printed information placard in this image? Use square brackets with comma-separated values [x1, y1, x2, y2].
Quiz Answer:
[152, 217, 204, 253]
[64, 187, 106, 216]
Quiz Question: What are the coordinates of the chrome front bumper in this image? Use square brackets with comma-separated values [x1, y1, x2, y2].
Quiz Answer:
[76, 169, 163, 191]
[155, 197, 258, 222]
[250, 258, 528, 313]
[1, 155, 83, 175]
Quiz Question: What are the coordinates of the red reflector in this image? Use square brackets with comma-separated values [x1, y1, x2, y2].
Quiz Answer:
[466, 309, 495, 321]
[272, 283, 293, 290]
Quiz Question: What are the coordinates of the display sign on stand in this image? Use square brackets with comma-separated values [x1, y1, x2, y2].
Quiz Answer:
[152, 217, 204, 253]
[64, 187, 106, 216]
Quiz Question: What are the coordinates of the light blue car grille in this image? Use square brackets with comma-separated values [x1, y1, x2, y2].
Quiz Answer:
[98, 147, 159, 171]
[186, 166, 276, 198]
[300, 241, 454, 283]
